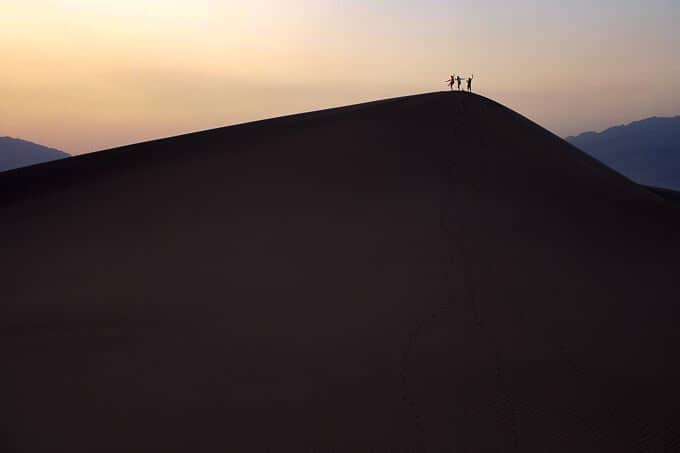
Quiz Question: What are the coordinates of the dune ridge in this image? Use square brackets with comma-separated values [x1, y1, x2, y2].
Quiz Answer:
[2, 92, 680, 452]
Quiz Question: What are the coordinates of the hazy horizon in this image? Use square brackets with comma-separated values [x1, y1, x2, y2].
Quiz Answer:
[3, 0, 679, 154]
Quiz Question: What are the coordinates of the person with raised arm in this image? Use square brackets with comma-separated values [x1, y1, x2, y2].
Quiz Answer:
[467, 74, 474, 92]
[447, 74, 456, 91]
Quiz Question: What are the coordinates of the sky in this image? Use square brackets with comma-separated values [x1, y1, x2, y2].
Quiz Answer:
[2, 0, 680, 154]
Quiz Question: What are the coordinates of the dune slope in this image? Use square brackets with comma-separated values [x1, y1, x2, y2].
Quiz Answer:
[2, 92, 680, 452]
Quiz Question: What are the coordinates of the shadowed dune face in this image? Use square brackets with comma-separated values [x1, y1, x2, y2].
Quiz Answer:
[2, 92, 680, 452]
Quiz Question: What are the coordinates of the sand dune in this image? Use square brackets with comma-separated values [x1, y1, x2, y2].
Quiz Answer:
[2, 92, 680, 452]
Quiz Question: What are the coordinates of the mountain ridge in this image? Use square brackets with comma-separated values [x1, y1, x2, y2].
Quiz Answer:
[0, 136, 69, 173]
[566, 115, 680, 142]
[566, 115, 680, 190]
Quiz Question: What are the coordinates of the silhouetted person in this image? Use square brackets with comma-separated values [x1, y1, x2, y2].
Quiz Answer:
[456, 76, 462, 91]
[447, 75, 455, 91]
[467, 75, 474, 92]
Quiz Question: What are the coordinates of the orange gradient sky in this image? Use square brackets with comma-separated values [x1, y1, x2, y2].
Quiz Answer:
[2, 1, 679, 154]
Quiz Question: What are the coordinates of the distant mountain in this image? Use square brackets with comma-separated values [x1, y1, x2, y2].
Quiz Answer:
[566, 116, 680, 191]
[0, 137, 69, 172]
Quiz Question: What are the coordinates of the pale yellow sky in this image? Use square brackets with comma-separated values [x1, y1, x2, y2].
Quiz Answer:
[2, 0, 679, 154]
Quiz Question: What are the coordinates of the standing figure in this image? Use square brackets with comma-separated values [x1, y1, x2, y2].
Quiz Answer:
[467, 74, 474, 92]
[456, 75, 463, 91]
[447, 75, 456, 91]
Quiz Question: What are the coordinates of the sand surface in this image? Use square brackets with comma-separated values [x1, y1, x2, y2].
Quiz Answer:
[2, 92, 680, 451]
